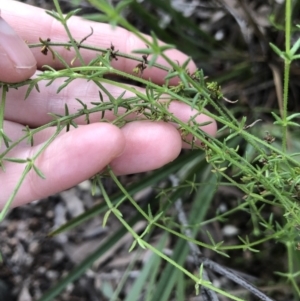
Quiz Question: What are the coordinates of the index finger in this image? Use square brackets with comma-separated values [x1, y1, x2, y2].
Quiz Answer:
[1, 0, 197, 84]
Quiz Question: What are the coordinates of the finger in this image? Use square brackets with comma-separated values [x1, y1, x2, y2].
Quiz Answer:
[5, 119, 182, 174]
[0, 122, 125, 208]
[0, 15, 36, 83]
[4, 74, 132, 126]
[1, 120, 182, 208]
[110, 121, 182, 175]
[4, 76, 217, 146]
[1, 1, 196, 84]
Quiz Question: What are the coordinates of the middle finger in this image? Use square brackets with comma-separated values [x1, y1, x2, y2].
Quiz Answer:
[4, 75, 217, 143]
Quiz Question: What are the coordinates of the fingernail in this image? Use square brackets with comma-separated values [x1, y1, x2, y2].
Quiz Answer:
[0, 16, 36, 83]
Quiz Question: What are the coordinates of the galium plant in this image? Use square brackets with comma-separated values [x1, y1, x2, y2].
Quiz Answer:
[1, 0, 300, 300]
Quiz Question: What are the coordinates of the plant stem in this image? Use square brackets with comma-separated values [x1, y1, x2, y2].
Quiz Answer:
[52, 0, 85, 66]
[282, 0, 292, 152]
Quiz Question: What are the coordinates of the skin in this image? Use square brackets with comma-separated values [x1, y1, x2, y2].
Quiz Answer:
[0, 1, 217, 208]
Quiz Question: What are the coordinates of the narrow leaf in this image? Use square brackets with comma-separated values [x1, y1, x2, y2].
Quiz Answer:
[33, 164, 46, 179]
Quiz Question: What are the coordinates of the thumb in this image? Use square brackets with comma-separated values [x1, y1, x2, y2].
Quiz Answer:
[0, 14, 36, 83]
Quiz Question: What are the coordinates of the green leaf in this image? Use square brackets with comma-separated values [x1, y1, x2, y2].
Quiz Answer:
[33, 164, 46, 179]
[64, 8, 82, 21]
[291, 54, 300, 59]
[34, 82, 40, 93]
[113, 208, 123, 217]
[132, 48, 153, 55]
[45, 78, 56, 87]
[25, 80, 39, 100]
[0, 131, 12, 148]
[45, 10, 62, 21]
[287, 113, 300, 121]
[0, 160, 6, 172]
[147, 204, 153, 219]
[224, 132, 239, 142]
[3, 157, 27, 163]
[137, 238, 146, 249]
[152, 211, 164, 224]
[290, 37, 300, 56]
[103, 210, 111, 227]
[269, 43, 286, 59]
[286, 121, 300, 127]
[128, 240, 137, 252]
[181, 57, 192, 69]
[42, 65, 56, 72]
[271, 112, 282, 122]
[116, 0, 133, 12]
[75, 98, 86, 108]
[164, 71, 179, 80]
[57, 78, 74, 93]
[159, 44, 176, 52]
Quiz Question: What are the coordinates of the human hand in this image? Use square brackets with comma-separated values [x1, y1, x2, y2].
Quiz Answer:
[0, 0, 217, 209]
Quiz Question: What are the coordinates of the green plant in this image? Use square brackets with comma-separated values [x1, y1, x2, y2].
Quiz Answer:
[1, 0, 300, 300]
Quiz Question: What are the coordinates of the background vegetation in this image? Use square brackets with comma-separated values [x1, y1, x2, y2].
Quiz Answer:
[2, 0, 300, 300]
